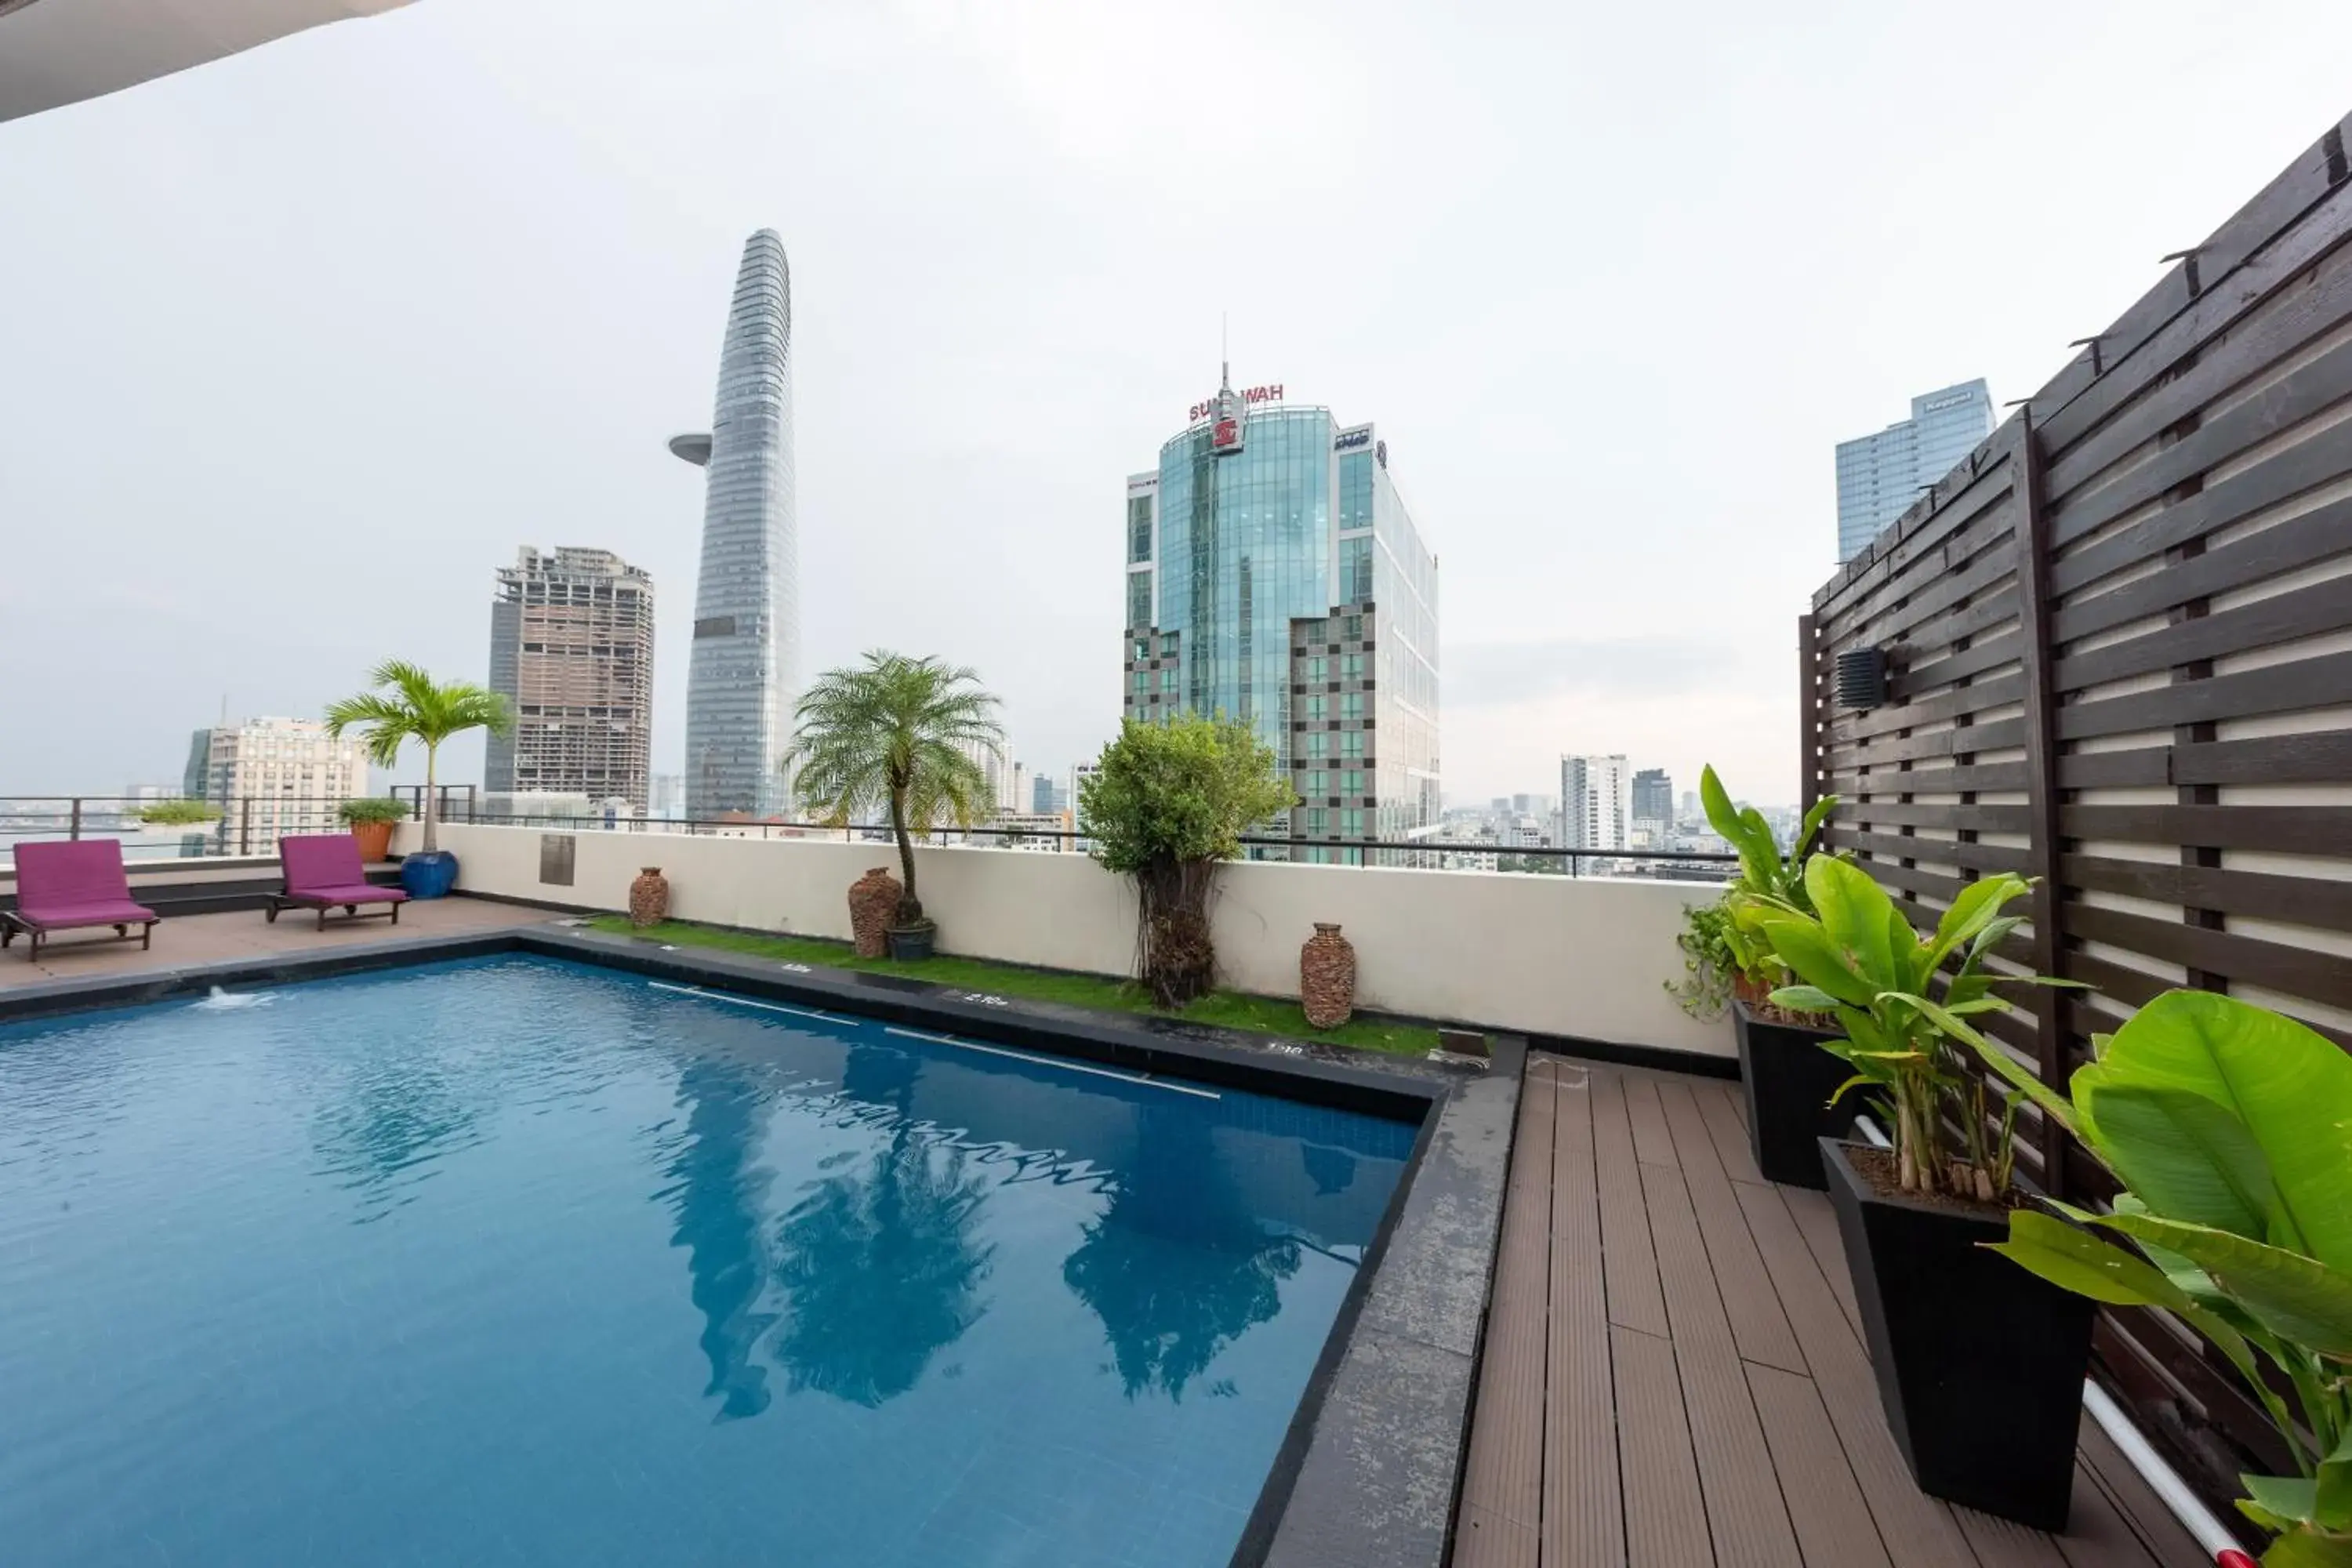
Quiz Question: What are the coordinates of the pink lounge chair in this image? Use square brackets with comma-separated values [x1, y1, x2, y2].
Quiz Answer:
[268, 834, 409, 931]
[2, 840, 160, 962]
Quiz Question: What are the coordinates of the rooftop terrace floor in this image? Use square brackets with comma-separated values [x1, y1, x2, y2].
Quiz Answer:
[0, 897, 539, 990]
[1454, 1055, 2209, 1568]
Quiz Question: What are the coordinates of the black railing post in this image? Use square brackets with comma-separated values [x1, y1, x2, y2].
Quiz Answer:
[239, 798, 253, 858]
[68, 798, 82, 840]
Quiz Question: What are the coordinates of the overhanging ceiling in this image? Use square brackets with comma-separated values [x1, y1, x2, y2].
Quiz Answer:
[0, 0, 412, 124]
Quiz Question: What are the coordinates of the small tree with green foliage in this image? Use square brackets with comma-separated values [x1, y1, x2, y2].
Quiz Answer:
[139, 799, 221, 826]
[1080, 714, 1297, 1007]
[785, 652, 1004, 931]
[325, 660, 512, 855]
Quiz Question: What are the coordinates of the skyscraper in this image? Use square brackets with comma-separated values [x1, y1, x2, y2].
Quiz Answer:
[670, 229, 798, 818]
[484, 546, 655, 811]
[1559, 755, 1629, 858]
[1121, 374, 1440, 862]
[1631, 768, 1673, 826]
[1834, 379, 1997, 562]
[183, 717, 370, 842]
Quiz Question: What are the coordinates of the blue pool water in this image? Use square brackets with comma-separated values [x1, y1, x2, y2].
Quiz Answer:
[0, 956, 1414, 1567]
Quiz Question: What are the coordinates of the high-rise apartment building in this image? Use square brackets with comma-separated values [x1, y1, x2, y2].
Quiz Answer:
[1631, 768, 1673, 826]
[1121, 376, 1440, 862]
[1559, 754, 1630, 858]
[484, 546, 655, 811]
[670, 229, 799, 818]
[1834, 379, 1997, 562]
[183, 717, 369, 843]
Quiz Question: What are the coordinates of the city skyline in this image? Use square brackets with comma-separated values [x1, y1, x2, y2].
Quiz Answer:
[6, 4, 2349, 809]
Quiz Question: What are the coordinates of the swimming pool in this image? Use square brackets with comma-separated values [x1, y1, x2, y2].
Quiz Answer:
[0, 953, 1417, 1567]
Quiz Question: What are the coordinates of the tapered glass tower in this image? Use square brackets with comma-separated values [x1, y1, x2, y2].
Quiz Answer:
[670, 230, 799, 818]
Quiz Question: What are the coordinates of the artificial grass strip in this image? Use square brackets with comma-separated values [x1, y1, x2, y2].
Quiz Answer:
[590, 916, 1439, 1056]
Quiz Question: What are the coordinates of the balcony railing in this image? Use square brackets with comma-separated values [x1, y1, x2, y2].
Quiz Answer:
[0, 796, 380, 868]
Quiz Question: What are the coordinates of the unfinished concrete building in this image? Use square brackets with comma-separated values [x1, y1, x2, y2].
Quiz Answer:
[485, 546, 655, 811]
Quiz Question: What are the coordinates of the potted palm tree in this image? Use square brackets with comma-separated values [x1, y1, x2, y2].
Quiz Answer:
[785, 651, 1004, 960]
[337, 797, 411, 864]
[325, 660, 512, 899]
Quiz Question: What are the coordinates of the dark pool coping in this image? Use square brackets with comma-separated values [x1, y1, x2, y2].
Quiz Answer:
[0, 920, 1523, 1568]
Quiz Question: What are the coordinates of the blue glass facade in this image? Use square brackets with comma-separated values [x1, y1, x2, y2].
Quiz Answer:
[1123, 401, 1439, 854]
[1834, 379, 1995, 562]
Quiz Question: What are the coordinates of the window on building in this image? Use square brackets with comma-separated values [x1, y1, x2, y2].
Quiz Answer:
[1160, 666, 1178, 691]
[1341, 535, 1373, 604]
[1299, 619, 1327, 643]
[1341, 731, 1364, 758]
[1341, 693, 1363, 720]
[1306, 731, 1329, 759]
[1133, 638, 1149, 660]
[1343, 613, 1364, 639]
[1342, 808, 1365, 837]
[1305, 695, 1327, 720]
[1127, 572, 1152, 630]
[1305, 808, 1327, 832]
[1127, 496, 1152, 563]
[1342, 653, 1364, 680]
[1160, 633, 1178, 655]
[1306, 655, 1327, 681]
[1305, 770, 1327, 797]
[1132, 670, 1148, 691]
[1342, 769, 1363, 796]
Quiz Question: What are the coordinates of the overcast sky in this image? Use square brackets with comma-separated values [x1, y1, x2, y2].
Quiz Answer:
[5, 1, 2349, 808]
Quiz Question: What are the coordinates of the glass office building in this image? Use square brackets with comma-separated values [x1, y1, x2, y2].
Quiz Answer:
[1123, 397, 1440, 860]
[1833, 379, 1996, 562]
[670, 230, 799, 818]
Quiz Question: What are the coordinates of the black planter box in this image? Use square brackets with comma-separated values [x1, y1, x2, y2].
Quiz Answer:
[1733, 1000, 1853, 1189]
[1820, 1138, 2094, 1530]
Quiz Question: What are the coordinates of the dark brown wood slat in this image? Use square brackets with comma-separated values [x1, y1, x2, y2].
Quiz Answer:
[2073, 1415, 2223, 1568]
[1953, 1506, 2070, 1568]
[1657, 1083, 1808, 1376]
[2060, 804, 2352, 856]
[1697, 1080, 1763, 1186]
[1840, 526, 2022, 654]
[2046, 332, 2352, 550]
[2061, 853, 2352, 934]
[1828, 762, 2034, 797]
[2056, 649, 2352, 740]
[1828, 718, 2031, 770]
[1456, 1069, 1552, 1563]
[2172, 729, 2352, 786]
[1624, 1075, 1679, 1167]
[1835, 669, 2029, 746]
[2048, 412, 2352, 601]
[1592, 1065, 1670, 1338]
[1729, 1183, 1984, 1568]
[2058, 750, 2172, 790]
[1543, 1061, 1627, 1568]
[1824, 832, 2034, 877]
[2063, 903, 2352, 1010]
[1905, 627, 2027, 694]
[2050, 489, 2352, 650]
[1778, 1186, 1864, 1342]
[1639, 1160, 1806, 1568]
[1818, 459, 2017, 627]
[1612, 1324, 1714, 1568]
[2056, 568, 2352, 692]
[1745, 1362, 1895, 1568]
[1833, 802, 2036, 833]
[2040, 175, 2352, 472]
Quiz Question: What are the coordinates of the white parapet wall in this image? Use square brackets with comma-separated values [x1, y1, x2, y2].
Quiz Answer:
[395, 822, 1732, 1060]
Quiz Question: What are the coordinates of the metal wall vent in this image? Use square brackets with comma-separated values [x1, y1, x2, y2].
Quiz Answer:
[1835, 647, 1889, 711]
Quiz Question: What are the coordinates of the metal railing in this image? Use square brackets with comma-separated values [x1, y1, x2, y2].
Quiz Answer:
[3, 791, 1741, 881]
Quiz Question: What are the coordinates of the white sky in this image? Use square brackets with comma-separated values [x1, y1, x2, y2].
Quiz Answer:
[4, 0, 2349, 808]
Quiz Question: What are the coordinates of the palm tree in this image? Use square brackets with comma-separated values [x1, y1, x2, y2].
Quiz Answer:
[324, 659, 512, 855]
[786, 652, 1003, 927]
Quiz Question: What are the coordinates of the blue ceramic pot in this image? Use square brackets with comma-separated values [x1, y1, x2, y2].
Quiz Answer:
[400, 850, 460, 899]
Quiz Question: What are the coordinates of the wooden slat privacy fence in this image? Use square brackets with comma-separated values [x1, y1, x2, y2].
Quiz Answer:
[1801, 111, 2352, 1515]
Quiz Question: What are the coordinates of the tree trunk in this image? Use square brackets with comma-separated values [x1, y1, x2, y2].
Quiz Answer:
[422, 742, 440, 855]
[887, 779, 920, 924]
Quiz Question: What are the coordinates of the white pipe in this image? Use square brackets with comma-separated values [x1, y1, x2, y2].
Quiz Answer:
[1846, 1115, 2249, 1564]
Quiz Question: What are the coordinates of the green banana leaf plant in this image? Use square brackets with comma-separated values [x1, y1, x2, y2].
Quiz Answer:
[1696, 764, 1837, 998]
[1932, 989, 2352, 1565]
[1754, 856, 2078, 1201]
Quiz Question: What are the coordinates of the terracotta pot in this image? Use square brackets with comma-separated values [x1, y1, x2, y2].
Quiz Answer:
[628, 866, 671, 928]
[1301, 922, 1356, 1029]
[848, 866, 902, 958]
[349, 821, 394, 862]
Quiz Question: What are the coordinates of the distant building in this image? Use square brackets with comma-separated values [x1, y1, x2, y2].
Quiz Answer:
[1835, 379, 1997, 562]
[1032, 774, 1061, 815]
[183, 717, 369, 844]
[651, 773, 684, 819]
[670, 229, 799, 819]
[1121, 373, 1440, 862]
[485, 546, 655, 811]
[1631, 768, 1673, 826]
[1559, 754, 1630, 858]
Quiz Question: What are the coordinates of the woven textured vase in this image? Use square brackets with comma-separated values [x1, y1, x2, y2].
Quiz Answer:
[848, 866, 902, 959]
[627, 867, 670, 928]
[1301, 923, 1357, 1029]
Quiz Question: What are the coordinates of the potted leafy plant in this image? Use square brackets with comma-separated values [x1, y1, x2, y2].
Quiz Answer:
[1080, 713, 1296, 1007]
[1687, 765, 1846, 1187]
[1756, 858, 2090, 1528]
[785, 651, 1004, 961]
[1959, 991, 2352, 1566]
[325, 661, 511, 898]
[336, 797, 411, 863]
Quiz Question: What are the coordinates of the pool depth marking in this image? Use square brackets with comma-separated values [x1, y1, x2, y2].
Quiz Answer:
[883, 1025, 1220, 1100]
[644, 980, 1221, 1100]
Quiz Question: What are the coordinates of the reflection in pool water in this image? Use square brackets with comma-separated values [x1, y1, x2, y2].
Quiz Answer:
[0, 955, 1414, 1568]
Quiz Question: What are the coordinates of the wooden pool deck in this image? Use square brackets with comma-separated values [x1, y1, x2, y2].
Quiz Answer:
[1451, 1054, 2209, 1568]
